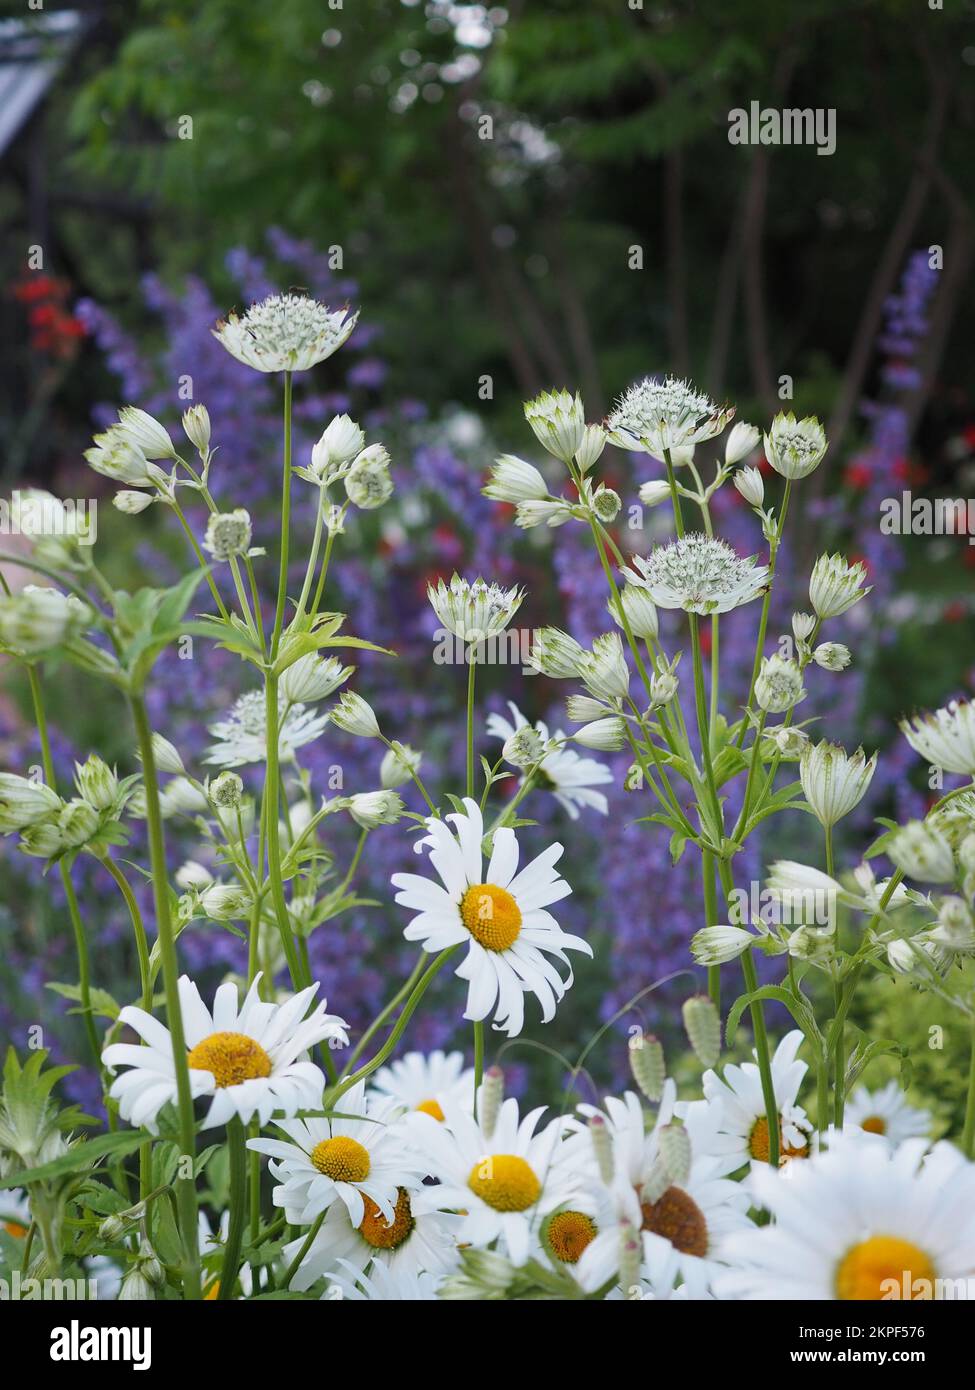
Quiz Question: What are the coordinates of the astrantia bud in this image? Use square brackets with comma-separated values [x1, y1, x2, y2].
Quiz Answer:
[19, 819, 64, 858]
[311, 414, 365, 477]
[565, 694, 611, 724]
[764, 412, 827, 480]
[380, 742, 422, 789]
[0, 774, 62, 833]
[200, 884, 251, 921]
[691, 924, 753, 965]
[204, 508, 252, 561]
[160, 776, 210, 816]
[479, 1066, 504, 1141]
[809, 553, 871, 620]
[813, 642, 851, 672]
[589, 483, 621, 523]
[887, 939, 917, 974]
[763, 724, 808, 759]
[725, 422, 761, 466]
[523, 389, 585, 464]
[208, 771, 244, 810]
[483, 454, 548, 504]
[57, 798, 100, 849]
[959, 833, 975, 876]
[74, 755, 118, 812]
[118, 1267, 155, 1302]
[502, 726, 546, 770]
[682, 994, 721, 1068]
[792, 611, 816, 642]
[182, 404, 211, 454]
[175, 860, 214, 891]
[609, 585, 659, 641]
[345, 790, 404, 829]
[755, 654, 806, 713]
[116, 407, 176, 461]
[150, 734, 185, 775]
[84, 428, 157, 486]
[330, 691, 381, 739]
[931, 896, 975, 951]
[113, 490, 156, 515]
[281, 654, 352, 704]
[515, 498, 574, 529]
[887, 821, 956, 884]
[900, 700, 975, 777]
[345, 445, 393, 509]
[650, 669, 679, 708]
[637, 480, 673, 508]
[573, 717, 626, 751]
[575, 423, 606, 472]
[800, 740, 877, 829]
[733, 465, 765, 507]
[628, 1032, 665, 1102]
[579, 632, 630, 702]
[0, 586, 90, 656]
[529, 627, 586, 679]
[99, 1214, 127, 1242]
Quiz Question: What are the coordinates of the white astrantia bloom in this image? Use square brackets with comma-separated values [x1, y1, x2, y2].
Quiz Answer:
[715, 1136, 975, 1300]
[391, 798, 589, 1037]
[324, 1260, 446, 1302]
[680, 1031, 813, 1174]
[370, 1049, 476, 1121]
[523, 389, 586, 464]
[329, 690, 381, 739]
[800, 740, 877, 829]
[102, 974, 347, 1132]
[343, 790, 404, 829]
[203, 508, 252, 562]
[529, 626, 587, 679]
[690, 925, 754, 966]
[607, 376, 733, 457]
[813, 641, 851, 672]
[845, 1082, 931, 1146]
[0, 774, 62, 834]
[887, 821, 956, 884]
[249, 1081, 426, 1232]
[733, 465, 765, 508]
[406, 1094, 580, 1267]
[427, 574, 524, 645]
[204, 689, 328, 768]
[573, 717, 626, 752]
[623, 534, 768, 616]
[578, 632, 630, 703]
[725, 421, 761, 466]
[755, 654, 806, 714]
[809, 552, 871, 619]
[900, 699, 975, 776]
[212, 294, 358, 373]
[763, 412, 827, 480]
[115, 406, 177, 461]
[483, 454, 549, 504]
[486, 702, 612, 819]
[280, 653, 353, 704]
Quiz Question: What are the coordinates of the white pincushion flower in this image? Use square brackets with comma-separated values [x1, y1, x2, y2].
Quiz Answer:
[204, 689, 328, 767]
[607, 376, 733, 456]
[715, 1136, 975, 1300]
[763, 412, 827, 479]
[623, 533, 768, 616]
[486, 701, 612, 819]
[887, 821, 956, 884]
[523, 389, 585, 464]
[280, 654, 352, 704]
[755, 654, 806, 714]
[483, 455, 549, 504]
[102, 974, 347, 1132]
[809, 553, 871, 619]
[427, 574, 524, 645]
[212, 294, 357, 373]
[370, 1049, 476, 1121]
[344, 790, 404, 829]
[845, 1082, 931, 1146]
[800, 740, 877, 829]
[725, 422, 761, 465]
[900, 699, 975, 775]
[813, 641, 851, 672]
[391, 798, 589, 1037]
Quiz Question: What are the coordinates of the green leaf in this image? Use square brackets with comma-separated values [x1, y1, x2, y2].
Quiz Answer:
[46, 982, 120, 1020]
[726, 985, 823, 1054]
[0, 1130, 149, 1189]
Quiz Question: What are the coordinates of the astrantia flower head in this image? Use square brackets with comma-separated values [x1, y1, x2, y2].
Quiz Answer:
[392, 797, 590, 1037]
[623, 534, 768, 616]
[529, 626, 586, 679]
[345, 445, 393, 509]
[102, 974, 348, 1131]
[483, 455, 549, 504]
[763, 412, 827, 480]
[204, 509, 252, 562]
[523, 389, 586, 464]
[800, 740, 877, 829]
[486, 702, 612, 819]
[0, 774, 61, 834]
[887, 821, 956, 884]
[809, 553, 871, 620]
[900, 700, 975, 775]
[280, 653, 352, 704]
[213, 294, 358, 373]
[427, 574, 524, 645]
[204, 689, 328, 768]
[607, 376, 733, 457]
[755, 654, 806, 714]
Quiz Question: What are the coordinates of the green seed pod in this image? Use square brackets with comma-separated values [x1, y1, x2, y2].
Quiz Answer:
[628, 1032, 666, 1102]
[682, 994, 721, 1069]
[657, 1123, 691, 1187]
[479, 1065, 504, 1140]
[589, 1113, 614, 1185]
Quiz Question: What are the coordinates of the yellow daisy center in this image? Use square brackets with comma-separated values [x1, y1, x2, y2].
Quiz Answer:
[460, 883, 522, 952]
[186, 1031, 272, 1088]
[640, 1186, 709, 1258]
[836, 1236, 935, 1300]
[416, 1098, 445, 1121]
[358, 1188, 415, 1250]
[468, 1153, 541, 1212]
[861, 1115, 887, 1135]
[310, 1135, 372, 1183]
[547, 1210, 597, 1264]
[748, 1115, 810, 1165]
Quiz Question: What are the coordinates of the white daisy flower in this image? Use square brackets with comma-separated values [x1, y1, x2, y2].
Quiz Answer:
[427, 574, 524, 645]
[248, 1080, 426, 1229]
[405, 1096, 580, 1266]
[715, 1136, 975, 1300]
[369, 1049, 475, 1121]
[679, 1030, 813, 1174]
[901, 699, 975, 776]
[845, 1081, 932, 1146]
[391, 797, 590, 1037]
[203, 689, 328, 768]
[102, 974, 347, 1132]
[486, 701, 612, 820]
[607, 376, 733, 456]
[212, 294, 358, 373]
[324, 1259, 444, 1301]
[622, 534, 768, 616]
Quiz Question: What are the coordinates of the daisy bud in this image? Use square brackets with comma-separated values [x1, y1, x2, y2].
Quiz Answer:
[200, 884, 251, 921]
[479, 1066, 504, 1140]
[502, 726, 546, 770]
[609, 585, 658, 641]
[523, 388, 586, 464]
[682, 994, 721, 1068]
[74, 755, 118, 812]
[0, 586, 90, 656]
[809, 553, 871, 620]
[887, 821, 956, 884]
[330, 691, 381, 739]
[628, 1032, 665, 1102]
[575, 423, 606, 472]
[345, 444, 393, 509]
[116, 407, 176, 461]
[345, 790, 404, 829]
[281, 654, 352, 704]
[733, 465, 765, 507]
[204, 508, 252, 561]
[618, 1223, 642, 1295]
[589, 1114, 614, 1184]
[311, 414, 365, 477]
[19, 819, 64, 857]
[573, 717, 626, 751]
[792, 612, 817, 642]
[725, 421, 761, 465]
[57, 798, 100, 849]
[764, 412, 827, 480]
[637, 480, 673, 508]
[580, 632, 630, 702]
[514, 498, 573, 529]
[800, 740, 877, 829]
[380, 742, 422, 789]
[529, 627, 586, 679]
[590, 483, 621, 524]
[755, 654, 806, 714]
[150, 733, 185, 775]
[118, 1267, 155, 1302]
[113, 489, 156, 515]
[0, 774, 62, 833]
[813, 642, 851, 672]
[691, 924, 753, 966]
[887, 939, 917, 974]
[182, 403, 211, 454]
[566, 694, 611, 723]
[931, 896, 975, 950]
[208, 771, 244, 810]
[483, 454, 548, 503]
[657, 1123, 691, 1186]
[175, 860, 214, 891]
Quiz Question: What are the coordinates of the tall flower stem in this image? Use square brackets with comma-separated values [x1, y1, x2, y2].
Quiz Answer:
[466, 653, 484, 1106]
[735, 479, 792, 749]
[663, 447, 686, 537]
[962, 1013, 975, 1160]
[687, 613, 723, 839]
[130, 694, 201, 1299]
[219, 1116, 247, 1300]
[702, 849, 720, 1011]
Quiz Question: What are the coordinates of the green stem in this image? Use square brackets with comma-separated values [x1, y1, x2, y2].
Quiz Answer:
[219, 1116, 247, 1300]
[735, 479, 791, 749]
[271, 371, 294, 656]
[663, 448, 686, 537]
[962, 1013, 975, 1159]
[740, 947, 780, 1168]
[264, 677, 302, 986]
[702, 849, 720, 1011]
[466, 655, 477, 801]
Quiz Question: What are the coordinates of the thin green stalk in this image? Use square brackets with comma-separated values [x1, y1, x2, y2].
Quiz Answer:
[311, 525, 338, 619]
[663, 447, 686, 537]
[466, 654, 477, 801]
[219, 1116, 247, 1300]
[687, 614, 723, 839]
[263, 677, 302, 986]
[702, 849, 720, 1011]
[271, 371, 294, 656]
[281, 1209, 326, 1291]
[735, 479, 792, 750]
[295, 487, 326, 619]
[170, 496, 231, 622]
[962, 1014, 975, 1159]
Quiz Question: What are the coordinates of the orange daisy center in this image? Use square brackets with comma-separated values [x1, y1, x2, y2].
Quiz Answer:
[748, 1115, 810, 1165]
[836, 1236, 934, 1300]
[460, 883, 522, 952]
[358, 1188, 415, 1250]
[186, 1031, 272, 1088]
[547, 1210, 597, 1264]
[640, 1186, 709, 1258]
[310, 1135, 371, 1183]
[468, 1153, 540, 1212]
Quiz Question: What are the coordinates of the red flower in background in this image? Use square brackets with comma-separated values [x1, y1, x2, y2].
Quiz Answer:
[11, 272, 87, 361]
